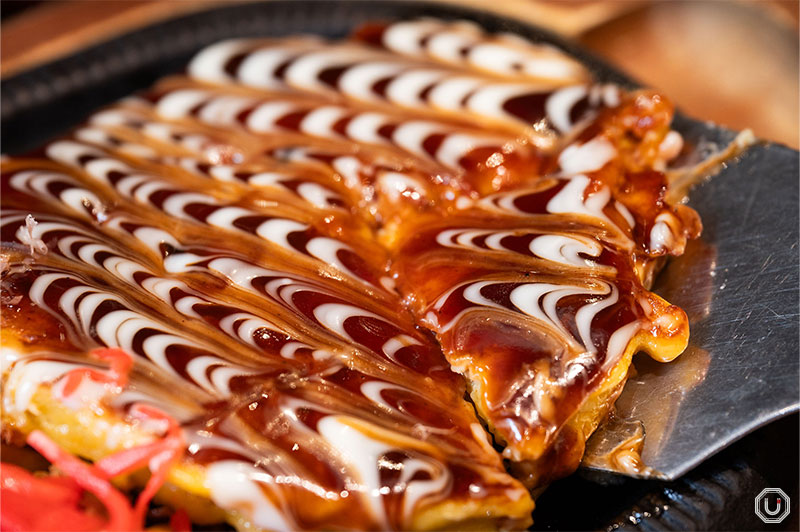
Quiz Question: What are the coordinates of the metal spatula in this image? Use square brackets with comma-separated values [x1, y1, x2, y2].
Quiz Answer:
[582, 133, 799, 480]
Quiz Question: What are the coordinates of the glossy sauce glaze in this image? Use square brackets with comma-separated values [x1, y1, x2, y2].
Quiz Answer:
[1, 18, 700, 530]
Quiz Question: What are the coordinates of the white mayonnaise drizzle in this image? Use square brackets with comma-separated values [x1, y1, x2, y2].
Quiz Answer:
[545, 85, 588, 133]
[432, 278, 619, 354]
[558, 137, 617, 175]
[509, 281, 613, 351]
[649, 212, 678, 253]
[546, 175, 612, 224]
[381, 19, 587, 82]
[317, 416, 450, 527]
[27, 271, 248, 396]
[435, 228, 606, 269]
[205, 461, 293, 532]
[4, 356, 79, 413]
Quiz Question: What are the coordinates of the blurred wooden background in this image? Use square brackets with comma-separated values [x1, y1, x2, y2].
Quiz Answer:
[2, 0, 798, 148]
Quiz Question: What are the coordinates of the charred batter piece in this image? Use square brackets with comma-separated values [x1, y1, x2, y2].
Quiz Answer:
[1, 18, 700, 530]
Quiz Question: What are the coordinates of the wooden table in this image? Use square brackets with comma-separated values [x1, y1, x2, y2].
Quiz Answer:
[2, 0, 797, 148]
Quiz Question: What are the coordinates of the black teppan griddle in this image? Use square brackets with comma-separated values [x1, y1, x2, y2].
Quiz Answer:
[2, 2, 798, 530]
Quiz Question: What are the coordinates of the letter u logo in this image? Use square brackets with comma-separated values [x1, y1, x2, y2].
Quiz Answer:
[763, 498, 783, 516]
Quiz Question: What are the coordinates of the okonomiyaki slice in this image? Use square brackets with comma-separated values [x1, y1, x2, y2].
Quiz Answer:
[391, 170, 698, 487]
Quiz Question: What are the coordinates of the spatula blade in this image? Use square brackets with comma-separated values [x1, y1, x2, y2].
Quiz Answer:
[582, 140, 799, 480]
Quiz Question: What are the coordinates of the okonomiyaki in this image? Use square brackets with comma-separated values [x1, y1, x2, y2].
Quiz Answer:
[1, 18, 703, 531]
